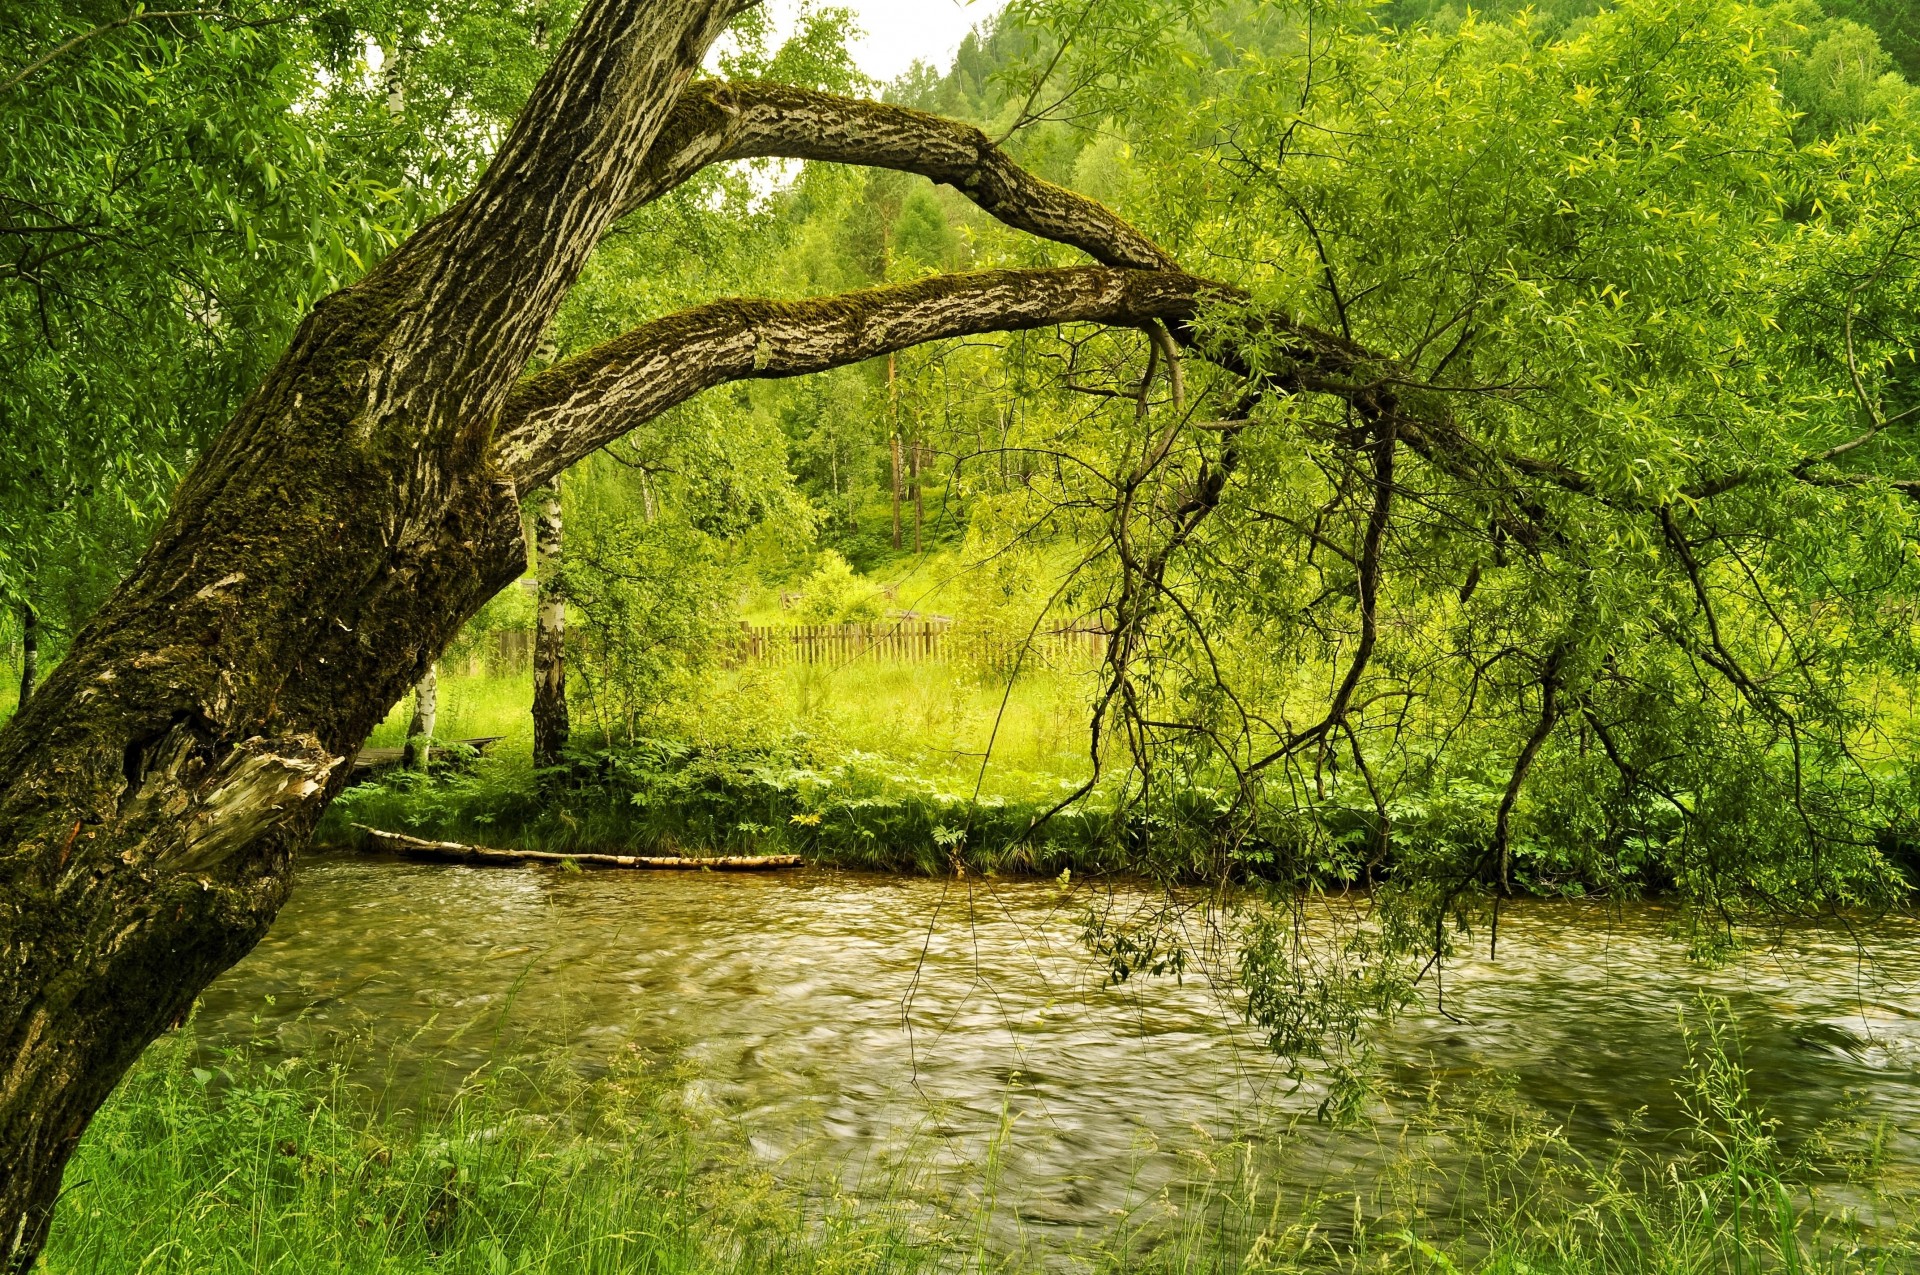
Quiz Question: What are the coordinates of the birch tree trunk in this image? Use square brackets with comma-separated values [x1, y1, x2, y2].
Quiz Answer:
[911, 442, 924, 553]
[404, 664, 437, 770]
[532, 487, 569, 771]
[889, 354, 902, 550]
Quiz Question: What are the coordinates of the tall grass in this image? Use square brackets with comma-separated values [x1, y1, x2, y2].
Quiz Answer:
[44, 1032, 945, 1275]
[695, 660, 1099, 790]
[45, 1003, 1919, 1274]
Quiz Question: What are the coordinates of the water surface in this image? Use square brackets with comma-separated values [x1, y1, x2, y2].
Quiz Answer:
[196, 854, 1920, 1238]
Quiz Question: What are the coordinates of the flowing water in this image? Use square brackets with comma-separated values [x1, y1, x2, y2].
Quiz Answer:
[196, 852, 1920, 1243]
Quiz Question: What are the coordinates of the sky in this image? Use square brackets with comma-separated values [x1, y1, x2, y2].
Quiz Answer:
[760, 0, 1010, 82]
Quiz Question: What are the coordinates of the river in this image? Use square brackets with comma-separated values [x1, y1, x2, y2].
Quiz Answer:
[194, 853, 1920, 1246]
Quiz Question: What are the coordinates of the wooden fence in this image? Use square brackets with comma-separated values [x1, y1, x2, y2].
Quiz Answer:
[470, 618, 1107, 672]
[735, 618, 1106, 667]
[493, 629, 535, 666]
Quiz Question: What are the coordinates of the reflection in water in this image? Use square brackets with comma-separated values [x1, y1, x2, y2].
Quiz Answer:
[195, 853, 1920, 1239]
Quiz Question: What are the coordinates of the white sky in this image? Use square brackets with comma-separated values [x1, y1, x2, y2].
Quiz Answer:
[760, 0, 1010, 82]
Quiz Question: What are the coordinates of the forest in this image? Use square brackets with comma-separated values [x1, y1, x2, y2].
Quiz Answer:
[4, 0, 1920, 1270]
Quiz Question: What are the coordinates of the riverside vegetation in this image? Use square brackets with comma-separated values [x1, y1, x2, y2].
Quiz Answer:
[37, 1003, 1920, 1273]
[9, 0, 1920, 1267]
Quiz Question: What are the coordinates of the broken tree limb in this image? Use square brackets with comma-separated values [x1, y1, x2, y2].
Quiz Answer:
[351, 825, 802, 871]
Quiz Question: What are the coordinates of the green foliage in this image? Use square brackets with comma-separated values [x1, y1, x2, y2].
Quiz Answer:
[798, 549, 885, 623]
[0, 0, 571, 649]
[932, 0, 1920, 932]
[564, 461, 743, 741]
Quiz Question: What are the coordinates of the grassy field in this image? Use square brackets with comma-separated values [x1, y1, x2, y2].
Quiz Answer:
[328, 655, 1134, 876]
[367, 658, 1098, 797]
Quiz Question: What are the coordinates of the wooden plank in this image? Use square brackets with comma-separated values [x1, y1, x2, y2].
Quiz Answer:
[352, 825, 803, 871]
[351, 735, 506, 775]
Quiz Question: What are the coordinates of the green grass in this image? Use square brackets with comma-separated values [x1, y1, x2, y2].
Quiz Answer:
[1122, 1030, 1920, 1275]
[332, 661, 1139, 876]
[43, 1032, 947, 1275]
[365, 671, 541, 753]
[45, 1004, 1920, 1274]
[368, 659, 1098, 799]
[699, 659, 1098, 791]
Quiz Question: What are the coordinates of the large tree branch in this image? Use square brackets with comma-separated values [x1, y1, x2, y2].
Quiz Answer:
[495, 266, 1229, 488]
[620, 81, 1178, 271]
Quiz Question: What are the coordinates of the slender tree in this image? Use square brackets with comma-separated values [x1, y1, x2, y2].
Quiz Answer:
[403, 665, 437, 771]
[532, 486, 569, 770]
[13, 605, 34, 713]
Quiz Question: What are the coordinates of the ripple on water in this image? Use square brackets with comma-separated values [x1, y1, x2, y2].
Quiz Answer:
[193, 854, 1920, 1242]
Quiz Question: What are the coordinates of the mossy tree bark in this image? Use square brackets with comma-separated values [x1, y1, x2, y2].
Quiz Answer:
[0, 43, 1401, 1270]
[531, 487, 569, 771]
[0, 1, 751, 1262]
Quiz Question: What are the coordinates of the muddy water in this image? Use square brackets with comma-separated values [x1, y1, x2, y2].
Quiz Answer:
[196, 854, 1920, 1237]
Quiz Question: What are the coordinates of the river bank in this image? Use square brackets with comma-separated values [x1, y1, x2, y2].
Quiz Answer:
[46, 854, 1920, 1272]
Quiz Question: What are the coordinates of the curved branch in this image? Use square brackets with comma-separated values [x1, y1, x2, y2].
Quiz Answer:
[621, 80, 1179, 270]
[494, 266, 1230, 488]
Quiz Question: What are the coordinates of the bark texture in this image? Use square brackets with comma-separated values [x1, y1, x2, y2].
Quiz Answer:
[494, 267, 1226, 488]
[0, 1, 744, 1264]
[531, 488, 569, 770]
[620, 82, 1178, 271]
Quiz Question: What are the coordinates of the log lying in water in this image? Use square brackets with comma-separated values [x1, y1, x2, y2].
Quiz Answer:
[352, 824, 802, 871]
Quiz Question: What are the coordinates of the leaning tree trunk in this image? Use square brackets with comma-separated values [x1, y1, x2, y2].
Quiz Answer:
[14, 605, 34, 712]
[0, 3, 745, 1264]
[404, 664, 437, 771]
[531, 487, 569, 770]
[0, 28, 1363, 1263]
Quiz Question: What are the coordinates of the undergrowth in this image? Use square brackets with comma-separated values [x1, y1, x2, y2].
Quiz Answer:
[319, 737, 1145, 877]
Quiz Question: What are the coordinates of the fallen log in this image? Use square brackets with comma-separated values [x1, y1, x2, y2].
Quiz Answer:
[351, 824, 802, 871]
